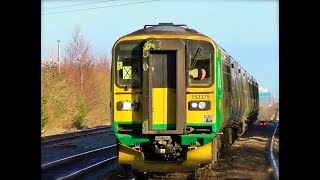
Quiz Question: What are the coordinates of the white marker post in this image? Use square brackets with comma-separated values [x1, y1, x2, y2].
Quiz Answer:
[57, 40, 60, 73]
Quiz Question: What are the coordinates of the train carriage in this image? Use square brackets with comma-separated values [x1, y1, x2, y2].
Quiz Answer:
[111, 23, 259, 172]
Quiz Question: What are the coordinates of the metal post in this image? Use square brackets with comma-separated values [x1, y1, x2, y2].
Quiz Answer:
[57, 40, 60, 73]
[51, 48, 54, 67]
[79, 54, 83, 91]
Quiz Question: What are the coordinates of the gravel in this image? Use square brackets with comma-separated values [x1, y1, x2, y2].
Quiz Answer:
[196, 122, 277, 180]
[41, 132, 116, 164]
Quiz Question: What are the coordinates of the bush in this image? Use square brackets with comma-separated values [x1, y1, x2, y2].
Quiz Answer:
[73, 98, 87, 129]
[41, 96, 49, 133]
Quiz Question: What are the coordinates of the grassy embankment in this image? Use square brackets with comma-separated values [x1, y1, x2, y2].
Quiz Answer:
[41, 60, 111, 136]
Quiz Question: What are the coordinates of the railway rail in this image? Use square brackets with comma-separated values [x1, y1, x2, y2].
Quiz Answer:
[194, 121, 279, 179]
[270, 122, 279, 180]
[41, 144, 118, 180]
[41, 125, 118, 179]
[41, 126, 112, 146]
[41, 122, 279, 179]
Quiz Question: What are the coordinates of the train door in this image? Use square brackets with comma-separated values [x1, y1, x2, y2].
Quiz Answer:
[142, 39, 186, 134]
[150, 51, 176, 130]
[230, 59, 239, 121]
[238, 67, 245, 121]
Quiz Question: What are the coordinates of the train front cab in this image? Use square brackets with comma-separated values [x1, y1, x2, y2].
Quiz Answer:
[112, 36, 221, 172]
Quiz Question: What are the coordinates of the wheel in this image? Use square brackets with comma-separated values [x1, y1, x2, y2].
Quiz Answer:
[209, 136, 219, 170]
[241, 121, 248, 134]
[212, 136, 218, 163]
[224, 129, 231, 152]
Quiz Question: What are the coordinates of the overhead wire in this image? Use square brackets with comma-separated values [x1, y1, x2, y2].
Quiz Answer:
[42, 0, 119, 10]
[42, 0, 160, 15]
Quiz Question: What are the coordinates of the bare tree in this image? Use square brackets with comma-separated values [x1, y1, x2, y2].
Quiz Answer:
[65, 26, 93, 91]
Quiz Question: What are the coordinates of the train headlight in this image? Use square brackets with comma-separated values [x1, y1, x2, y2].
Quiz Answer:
[191, 102, 198, 108]
[188, 101, 211, 110]
[198, 102, 206, 109]
[122, 101, 131, 110]
[117, 101, 139, 111]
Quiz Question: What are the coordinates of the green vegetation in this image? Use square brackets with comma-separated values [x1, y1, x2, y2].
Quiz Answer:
[73, 98, 87, 129]
[41, 96, 49, 133]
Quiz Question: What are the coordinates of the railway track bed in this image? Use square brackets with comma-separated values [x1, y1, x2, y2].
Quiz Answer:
[42, 144, 118, 180]
[103, 121, 278, 180]
[195, 121, 278, 180]
[41, 125, 119, 179]
[41, 126, 115, 165]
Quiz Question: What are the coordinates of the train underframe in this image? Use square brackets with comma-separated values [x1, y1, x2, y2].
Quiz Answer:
[116, 113, 258, 173]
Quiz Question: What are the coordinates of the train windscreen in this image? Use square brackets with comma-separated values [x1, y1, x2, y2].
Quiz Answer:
[186, 40, 214, 87]
[114, 40, 144, 87]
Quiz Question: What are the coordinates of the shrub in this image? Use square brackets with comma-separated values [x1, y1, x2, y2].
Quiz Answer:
[41, 96, 49, 133]
[73, 98, 87, 129]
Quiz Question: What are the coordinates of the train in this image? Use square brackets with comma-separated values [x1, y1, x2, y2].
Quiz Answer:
[111, 23, 259, 173]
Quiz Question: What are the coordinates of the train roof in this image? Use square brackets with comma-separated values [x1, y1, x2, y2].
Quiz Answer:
[126, 23, 209, 37]
[121, 23, 258, 85]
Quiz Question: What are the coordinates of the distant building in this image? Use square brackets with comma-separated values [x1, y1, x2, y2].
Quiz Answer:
[258, 87, 278, 121]
[259, 88, 275, 107]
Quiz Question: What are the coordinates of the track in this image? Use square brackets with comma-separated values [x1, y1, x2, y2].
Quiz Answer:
[194, 121, 279, 180]
[269, 122, 279, 180]
[41, 144, 118, 180]
[41, 126, 112, 146]
[103, 121, 279, 180]
[41, 125, 118, 179]
[41, 125, 116, 165]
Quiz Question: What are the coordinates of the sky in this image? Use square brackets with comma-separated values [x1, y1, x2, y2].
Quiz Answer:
[41, 0, 279, 100]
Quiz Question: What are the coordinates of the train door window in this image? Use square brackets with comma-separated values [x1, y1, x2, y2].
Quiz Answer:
[149, 50, 176, 89]
[115, 41, 144, 88]
[250, 82, 254, 99]
[186, 40, 214, 87]
[222, 59, 231, 93]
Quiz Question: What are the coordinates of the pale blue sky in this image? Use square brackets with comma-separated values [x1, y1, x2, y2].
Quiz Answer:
[41, 0, 279, 100]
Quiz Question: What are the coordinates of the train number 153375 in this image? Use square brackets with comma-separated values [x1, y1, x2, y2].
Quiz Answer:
[192, 94, 210, 100]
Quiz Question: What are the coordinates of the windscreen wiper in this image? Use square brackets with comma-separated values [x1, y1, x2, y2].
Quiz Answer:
[190, 47, 202, 69]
